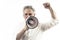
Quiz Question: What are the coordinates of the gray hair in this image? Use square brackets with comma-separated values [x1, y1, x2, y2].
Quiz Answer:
[23, 6, 35, 11]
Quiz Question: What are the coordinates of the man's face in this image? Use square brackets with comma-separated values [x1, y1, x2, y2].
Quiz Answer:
[23, 9, 35, 20]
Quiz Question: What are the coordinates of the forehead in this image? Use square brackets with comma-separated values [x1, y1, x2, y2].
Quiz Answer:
[23, 9, 34, 13]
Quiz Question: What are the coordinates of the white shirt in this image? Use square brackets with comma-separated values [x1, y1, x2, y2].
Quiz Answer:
[21, 19, 58, 40]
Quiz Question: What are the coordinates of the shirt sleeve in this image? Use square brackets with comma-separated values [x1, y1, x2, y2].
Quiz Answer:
[21, 31, 29, 40]
[40, 19, 59, 31]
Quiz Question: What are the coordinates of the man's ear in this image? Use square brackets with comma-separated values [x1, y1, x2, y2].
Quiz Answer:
[34, 13, 35, 16]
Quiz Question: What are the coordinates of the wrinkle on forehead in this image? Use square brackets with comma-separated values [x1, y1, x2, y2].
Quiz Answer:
[23, 9, 34, 14]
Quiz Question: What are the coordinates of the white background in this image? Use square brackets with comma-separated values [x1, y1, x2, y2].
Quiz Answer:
[0, 0, 60, 40]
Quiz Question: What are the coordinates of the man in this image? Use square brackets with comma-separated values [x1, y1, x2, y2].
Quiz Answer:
[16, 2, 58, 40]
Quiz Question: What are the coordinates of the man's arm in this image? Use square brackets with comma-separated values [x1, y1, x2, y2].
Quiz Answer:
[43, 2, 56, 19]
[39, 2, 58, 31]
[16, 26, 28, 40]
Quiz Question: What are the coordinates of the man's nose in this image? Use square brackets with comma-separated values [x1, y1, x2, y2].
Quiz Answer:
[27, 14, 31, 17]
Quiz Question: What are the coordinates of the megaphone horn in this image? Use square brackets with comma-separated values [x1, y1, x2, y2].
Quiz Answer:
[26, 16, 39, 29]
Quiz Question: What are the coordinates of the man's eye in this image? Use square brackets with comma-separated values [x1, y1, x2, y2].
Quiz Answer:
[29, 13, 32, 15]
[25, 14, 27, 15]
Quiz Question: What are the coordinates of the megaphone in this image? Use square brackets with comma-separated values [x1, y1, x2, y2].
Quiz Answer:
[26, 16, 39, 29]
